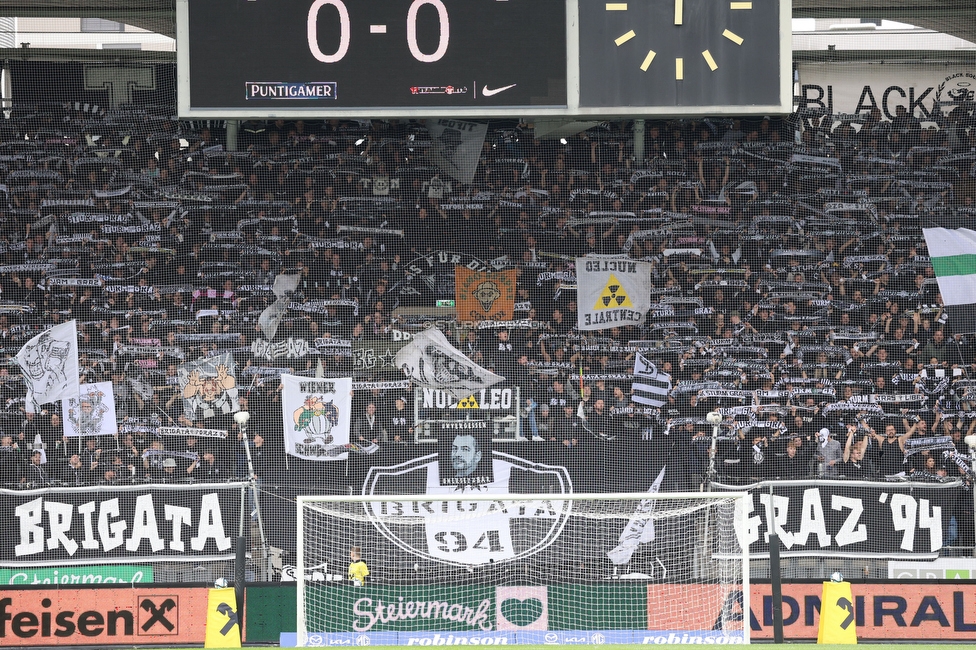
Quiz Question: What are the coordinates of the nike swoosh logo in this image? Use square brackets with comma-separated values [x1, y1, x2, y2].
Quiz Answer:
[482, 83, 517, 97]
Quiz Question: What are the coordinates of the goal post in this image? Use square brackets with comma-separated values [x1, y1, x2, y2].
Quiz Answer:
[297, 492, 750, 646]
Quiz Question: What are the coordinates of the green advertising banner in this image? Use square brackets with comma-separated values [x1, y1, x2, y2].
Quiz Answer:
[548, 584, 648, 630]
[306, 584, 495, 633]
[0, 564, 153, 585]
[292, 583, 649, 634]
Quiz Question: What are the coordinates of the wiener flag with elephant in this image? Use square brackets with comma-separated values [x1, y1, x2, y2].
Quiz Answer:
[455, 267, 517, 321]
[281, 375, 352, 461]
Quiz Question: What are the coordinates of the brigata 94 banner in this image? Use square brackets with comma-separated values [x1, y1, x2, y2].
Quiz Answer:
[0, 483, 245, 566]
[713, 479, 959, 559]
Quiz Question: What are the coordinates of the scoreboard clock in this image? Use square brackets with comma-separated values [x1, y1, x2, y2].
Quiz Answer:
[577, 0, 789, 113]
[176, 0, 790, 118]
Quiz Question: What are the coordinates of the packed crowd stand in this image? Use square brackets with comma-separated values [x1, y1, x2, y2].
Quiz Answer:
[0, 104, 974, 509]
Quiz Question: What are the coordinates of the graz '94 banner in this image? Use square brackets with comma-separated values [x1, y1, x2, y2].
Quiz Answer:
[281, 375, 352, 461]
[0, 483, 245, 566]
[714, 479, 958, 559]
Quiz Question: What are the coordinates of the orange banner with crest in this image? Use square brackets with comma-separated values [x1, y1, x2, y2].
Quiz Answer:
[455, 268, 517, 321]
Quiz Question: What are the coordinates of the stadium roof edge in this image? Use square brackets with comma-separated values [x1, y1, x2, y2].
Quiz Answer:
[0, 0, 973, 47]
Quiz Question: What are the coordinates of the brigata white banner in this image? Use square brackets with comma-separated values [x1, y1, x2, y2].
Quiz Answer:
[714, 479, 959, 559]
[0, 482, 245, 566]
[797, 63, 976, 120]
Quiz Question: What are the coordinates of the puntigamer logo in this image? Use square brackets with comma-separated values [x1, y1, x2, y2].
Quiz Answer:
[246, 82, 338, 100]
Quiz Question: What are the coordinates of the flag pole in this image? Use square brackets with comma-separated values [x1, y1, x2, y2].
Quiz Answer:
[578, 360, 585, 401]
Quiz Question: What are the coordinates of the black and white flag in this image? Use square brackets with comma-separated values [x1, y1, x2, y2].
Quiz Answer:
[632, 352, 671, 408]
[607, 466, 667, 565]
[61, 382, 117, 438]
[427, 119, 489, 185]
[177, 352, 240, 421]
[16, 320, 80, 414]
[257, 273, 301, 341]
[395, 328, 504, 400]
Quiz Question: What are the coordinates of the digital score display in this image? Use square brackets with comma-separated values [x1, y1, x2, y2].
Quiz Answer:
[176, 0, 791, 118]
[178, 0, 568, 118]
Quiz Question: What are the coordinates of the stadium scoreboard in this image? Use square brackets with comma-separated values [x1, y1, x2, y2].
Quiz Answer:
[176, 0, 791, 119]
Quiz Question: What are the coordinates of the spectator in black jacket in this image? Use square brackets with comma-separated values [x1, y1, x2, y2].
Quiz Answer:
[0, 434, 22, 485]
[841, 428, 877, 480]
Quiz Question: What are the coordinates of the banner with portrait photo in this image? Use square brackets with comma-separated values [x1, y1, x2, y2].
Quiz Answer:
[436, 421, 494, 488]
[61, 381, 117, 438]
[177, 353, 240, 422]
[455, 268, 517, 322]
[281, 374, 352, 461]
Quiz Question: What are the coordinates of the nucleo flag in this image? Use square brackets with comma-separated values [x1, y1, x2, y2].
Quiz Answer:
[455, 268, 517, 321]
[576, 256, 653, 330]
[923, 227, 976, 334]
[281, 375, 352, 461]
[15, 320, 80, 413]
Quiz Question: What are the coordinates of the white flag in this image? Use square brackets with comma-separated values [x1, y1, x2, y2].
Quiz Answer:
[395, 328, 504, 400]
[61, 382, 117, 438]
[16, 320, 80, 413]
[607, 466, 667, 565]
[257, 273, 301, 341]
[281, 375, 352, 461]
[427, 118, 489, 185]
[632, 352, 671, 408]
[576, 256, 653, 330]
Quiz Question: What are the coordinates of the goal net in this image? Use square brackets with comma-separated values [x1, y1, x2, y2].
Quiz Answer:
[296, 492, 750, 646]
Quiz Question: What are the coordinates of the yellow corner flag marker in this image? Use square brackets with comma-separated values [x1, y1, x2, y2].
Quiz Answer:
[818, 575, 857, 644]
[205, 587, 242, 648]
